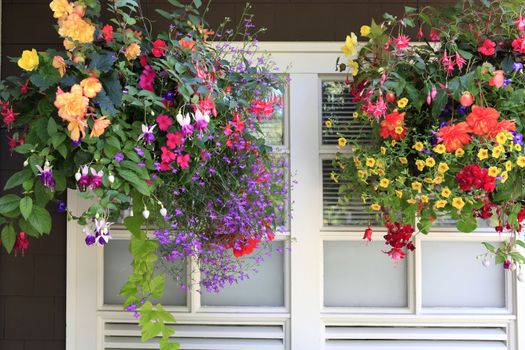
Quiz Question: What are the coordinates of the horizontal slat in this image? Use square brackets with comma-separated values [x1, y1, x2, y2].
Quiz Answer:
[105, 337, 284, 350]
[325, 327, 507, 341]
[325, 340, 507, 350]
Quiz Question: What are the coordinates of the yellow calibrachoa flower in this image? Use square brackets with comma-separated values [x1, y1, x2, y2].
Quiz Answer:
[433, 144, 446, 154]
[338, 137, 348, 147]
[435, 200, 447, 208]
[452, 197, 465, 210]
[399, 157, 408, 164]
[395, 190, 403, 198]
[516, 144, 522, 152]
[517, 156, 525, 168]
[437, 162, 449, 173]
[348, 60, 359, 77]
[441, 187, 451, 198]
[352, 111, 359, 118]
[496, 132, 508, 145]
[49, 0, 72, 19]
[407, 198, 417, 204]
[501, 171, 509, 183]
[413, 142, 424, 151]
[360, 25, 371, 37]
[455, 148, 465, 157]
[380, 147, 386, 155]
[395, 126, 404, 135]
[505, 160, 512, 171]
[357, 170, 367, 179]
[377, 169, 385, 176]
[425, 157, 436, 167]
[17, 49, 39, 71]
[397, 98, 409, 108]
[421, 195, 429, 203]
[411, 181, 422, 192]
[492, 145, 504, 158]
[415, 159, 425, 171]
[477, 148, 489, 160]
[433, 176, 443, 184]
[370, 203, 381, 211]
[354, 158, 362, 167]
[488, 166, 500, 177]
[379, 178, 390, 188]
[365, 158, 376, 167]
[325, 120, 332, 128]
[424, 178, 434, 184]
[125, 43, 141, 60]
[341, 33, 358, 57]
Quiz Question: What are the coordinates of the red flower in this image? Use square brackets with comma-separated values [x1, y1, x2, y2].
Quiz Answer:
[383, 220, 414, 262]
[138, 65, 156, 92]
[166, 132, 184, 149]
[386, 248, 406, 262]
[429, 28, 440, 42]
[177, 154, 190, 169]
[20, 80, 29, 95]
[160, 146, 176, 164]
[233, 238, 261, 258]
[466, 105, 500, 136]
[1, 102, 19, 128]
[13, 231, 29, 255]
[151, 39, 168, 58]
[363, 226, 373, 241]
[456, 164, 495, 193]
[101, 25, 114, 43]
[156, 114, 172, 131]
[478, 39, 496, 56]
[487, 119, 516, 138]
[379, 111, 406, 140]
[139, 55, 149, 67]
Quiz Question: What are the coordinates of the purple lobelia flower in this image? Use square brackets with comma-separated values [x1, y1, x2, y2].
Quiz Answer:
[114, 152, 124, 162]
[513, 62, 523, 73]
[57, 201, 67, 213]
[513, 131, 523, 145]
[36, 162, 56, 189]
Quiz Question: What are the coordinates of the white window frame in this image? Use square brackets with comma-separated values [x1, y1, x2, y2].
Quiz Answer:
[66, 42, 525, 350]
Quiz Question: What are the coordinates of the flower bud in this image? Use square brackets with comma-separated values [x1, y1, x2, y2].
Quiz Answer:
[108, 174, 115, 183]
[23, 160, 29, 167]
[142, 208, 150, 219]
[160, 207, 167, 217]
[75, 172, 81, 181]
[482, 258, 491, 267]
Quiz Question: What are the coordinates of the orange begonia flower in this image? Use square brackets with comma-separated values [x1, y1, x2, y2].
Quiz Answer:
[125, 43, 141, 60]
[488, 119, 516, 138]
[80, 77, 102, 98]
[52, 56, 67, 77]
[379, 111, 407, 140]
[67, 116, 88, 141]
[465, 105, 500, 136]
[58, 13, 95, 44]
[54, 84, 89, 121]
[90, 116, 111, 138]
[437, 122, 472, 152]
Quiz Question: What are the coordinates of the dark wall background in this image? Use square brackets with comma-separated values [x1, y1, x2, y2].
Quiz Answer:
[0, 1, 453, 349]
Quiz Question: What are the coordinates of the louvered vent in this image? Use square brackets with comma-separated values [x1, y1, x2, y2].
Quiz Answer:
[325, 325, 508, 350]
[104, 320, 286, 350]
[322, 159, 378, 226]
[321, 81, 372, 145]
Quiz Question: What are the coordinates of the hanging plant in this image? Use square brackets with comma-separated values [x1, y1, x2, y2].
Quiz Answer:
[0, 0, 287, 347]
[336, 0, 525, 276]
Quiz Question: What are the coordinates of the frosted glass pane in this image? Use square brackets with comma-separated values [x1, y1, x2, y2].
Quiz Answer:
[104, 240, 187, 306]
[422, 241, 505, 308]
[201, 242, 285, 307]
[324, 241, 408, 307]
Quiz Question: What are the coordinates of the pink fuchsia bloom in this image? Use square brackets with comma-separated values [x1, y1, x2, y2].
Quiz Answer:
[89, 168, 103, 189]
[455, 52, 467, 69]
[13, 232, 29, 255]
[429, 28, 440, 42]
[151, 39, 168, 57]
[512, 36, 525, 54]
[427, 92, 432, 105]
[156, 114, 172, 131]
[489, 70, 505, 89]
[198, 96, 217, 116]
[417, 27, 424, 40]
[1, 101, 19, 128]
[386, 247, 406, 262]
[440, 50, 455, 74]
[367, 95, 387, 119]
[516, 16, 525, 32]
[177, 154, 190, 169]
[478, 39, 496, 56]
[363, 227, 373, 241]
[394, 35, 410, 50]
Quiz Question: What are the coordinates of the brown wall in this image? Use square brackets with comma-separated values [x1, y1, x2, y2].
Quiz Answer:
[0, 1, 453, 349]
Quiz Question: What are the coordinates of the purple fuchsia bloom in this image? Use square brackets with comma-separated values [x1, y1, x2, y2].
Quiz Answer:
[193, 109, 210, 131]
[176, 113, 194, 135]
[138, 124, 156, 144]
[84, 217, 113, 246]
[36, 162, 56, 189]
[77, 166, 90, 191]
[89, 168, 103, 190]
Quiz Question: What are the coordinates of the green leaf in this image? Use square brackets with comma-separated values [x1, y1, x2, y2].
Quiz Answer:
[102, 71, 123, 110]
[117, 169, 150, 195]
[160, 339, 179, 350]
[19, 218, 40, 237]
[14, 144, 33, 155]
[483, 242, 497, 253]
[1, 224, 16, 253]
[456, 216, 477, 233]
[4, 168, 33, 190]
[150, 274, 166, 299]
[0, 195, 21, 214]
[37, 98, 54, 116]
[193, 0, 202, 8]
[19, 197, 33, 220]
[417, 217, 432, 234]
[47, 117, 58, 136]
[56, 144, 68, 159]
[141, 321, 162, 342]
[51, 133, 67, 148]
[28, 206, 52, 234]
[88, 51, 117, 73]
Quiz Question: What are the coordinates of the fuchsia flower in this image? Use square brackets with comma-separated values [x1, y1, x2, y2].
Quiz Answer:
[36, 162, 56, 189]
[156, 114, 172, 131]
[193, 109, 210, 131]
[13, 232, 29, 255]
[455, 52, 467, 69]
[516, 16, 525, 32]
[394, 35, 410, 50]
[429, 28, 440, 42]
[478, 39, 496, 56]
[138, 124, 156, 143]
[176, 113, 193, 135]
[1, 101, 19, 128]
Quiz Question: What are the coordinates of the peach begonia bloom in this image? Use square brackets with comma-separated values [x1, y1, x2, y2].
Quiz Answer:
[52, 56, 67, 77]
[58, 13, 95, 44]
[489, 70, 505, 89]
[90, 116, 111, 138]
[80, 77, 102, 98]
[49, 0, 72, 19]
[67, 116, 88, 141]
[54, 84, 89, 121]
[465, 105, 500, 136]
[125, 43, 141, 60]
[437, 122, 472, 152]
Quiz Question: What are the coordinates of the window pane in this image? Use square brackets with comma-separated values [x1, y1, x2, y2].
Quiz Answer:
[104, 239, 187, 306]
[259, 86, 285, 146]
[324, 241, 408, 307]
[321, 81, 372, 146]
[201, 241, 285, 307]
[422, 241, 505, 308]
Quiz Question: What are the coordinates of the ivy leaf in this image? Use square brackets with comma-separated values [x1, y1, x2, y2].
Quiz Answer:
[28, 206, 52, 234]
[456, 216, 477, 233]
[1, 224, 16, 253]
[19, 197, 33, 220]
[0, 195, 21, 214]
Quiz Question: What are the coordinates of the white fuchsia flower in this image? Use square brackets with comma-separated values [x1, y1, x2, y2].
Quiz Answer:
[138, 124, 156, 144]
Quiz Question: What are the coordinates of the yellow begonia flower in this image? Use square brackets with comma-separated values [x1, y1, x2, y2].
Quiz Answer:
[435, 200, 447, 209]
[379, 178, 390, 188]
[18, 49, 39, 71]
[338, 137, 348, 147]
[399, 157, 408, 164]
[455, 148, 465, 157]
[49, 0, 73, 19]
[433, 144, 446, 154]
[437, 162, 449, 174]
[395, 190, 403, 198]
[517, 156, 525, 168]
[452, 197, 465, 210]
[441, 187, 451, 198]
[397, 98, 409, 108]
[365, 158, 376, 167]
[341, 33, 358, 58]
[425, 158, 436, 167]
[411, 181, 422, 192]
[415, 159, 425, 171]
[413, 142, 424, 151]
[360, 25, 371, 37]
[348, 60, 359, 77]
[496, 132, 507, 145]
[488, 167, 500, 177]
[506, 160, 512, 171]
[477, 148, 489, 160]
[370, 203, 381, 211]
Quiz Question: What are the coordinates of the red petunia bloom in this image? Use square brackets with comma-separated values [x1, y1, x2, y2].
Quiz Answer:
[156, 114, 172, 131]
[437, 122, 471, 152]
[101, 25, 114, 43]
[151, 39, 168, 58]
[478, 39, 496, 56]
[465, 105, 500, 136]
[379, 111, 407, 140]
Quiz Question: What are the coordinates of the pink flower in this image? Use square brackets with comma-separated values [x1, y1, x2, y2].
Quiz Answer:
[394, 35, 410, 50]
[160, 146, 176, 164]
[489, 70, 505, 89]
[429, 28, 440, 42]
[370, 95, 387, 119]
[151, 39, 167, 58]
[387, 247, 406, 262]
[139, 65, 156, 92]
[417, 27, 424, 40]
[478, 39, 496, 56]
[177, 154, 190, 169]
[516, 16, 525, 32]
[512, 36, 525, 54]
[441, 50, 455, 74]
[156, 114, 172, 131]
[363, 227, 373, 241]
[166, 132, 184, 149]
[455, 52, 467, 69]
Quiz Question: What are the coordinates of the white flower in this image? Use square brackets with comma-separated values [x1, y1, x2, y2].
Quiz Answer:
[176, 113, 191, 126]
[194, 109, 210, 123]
